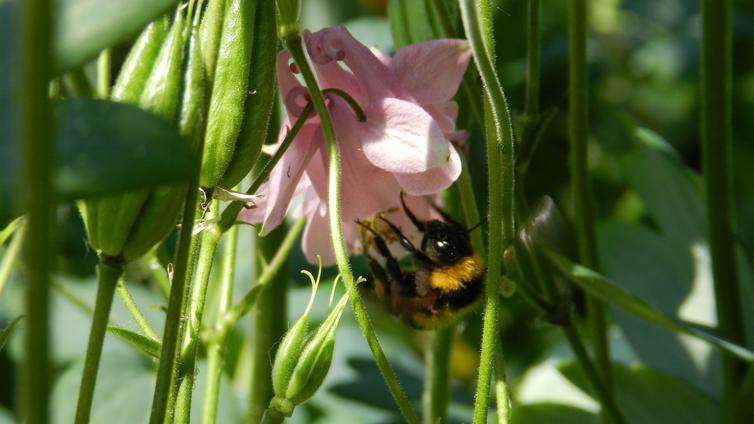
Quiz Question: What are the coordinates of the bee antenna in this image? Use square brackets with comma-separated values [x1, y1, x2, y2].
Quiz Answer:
[464, 219, 486, 234]
[400, 192, 425, 231]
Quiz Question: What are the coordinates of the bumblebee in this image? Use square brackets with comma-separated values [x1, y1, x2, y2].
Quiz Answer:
[358, 194, 485, 329]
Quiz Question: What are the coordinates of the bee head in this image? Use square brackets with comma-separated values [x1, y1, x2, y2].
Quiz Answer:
[422, 220, 473, 265]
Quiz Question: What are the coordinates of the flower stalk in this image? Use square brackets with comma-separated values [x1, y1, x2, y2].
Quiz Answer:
[458, 0, 516, 422]
[74, 257, 125, 424]
[700, 0, 744, 418]
[568, 0, 612, 401]
[201, 220, 239, 424]
[281, 29, 420, 424]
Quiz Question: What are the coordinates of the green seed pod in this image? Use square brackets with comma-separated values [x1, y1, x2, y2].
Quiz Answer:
[199, 0, 257, 187]
[123, 11, 201, 262]
[285, 295, 348, 404]
[84, 11, 190, 261]
[199, 0, 226, 83]
[82, 15, 170, 255]
[271, 268, 321, 397]
[217, 0, 277, 188]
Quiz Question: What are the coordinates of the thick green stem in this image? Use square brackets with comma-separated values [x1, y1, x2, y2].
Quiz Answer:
[19, 0, 53, 422]
[568, 0, 612, 400]
[282, 33, 420, 424]
[150, 147, 206, 424]
[562, 324, 626, 424]
[202, 222, 239, 424]
[700, 0, 744, 417]
[74, 258, 125, 424]
[247, 225, 290, 423]
[423, 328, 453, 424]
[458, 0, 516, 421]
[520, 0, 540, 148]
[174, 201, 222, 423]
[116, 280, 159, 341]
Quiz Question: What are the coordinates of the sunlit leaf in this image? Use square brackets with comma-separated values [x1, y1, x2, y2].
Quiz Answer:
[559, 362, 718, 424]
[107, 326, 161, 359]
[544, 249, 754, 362]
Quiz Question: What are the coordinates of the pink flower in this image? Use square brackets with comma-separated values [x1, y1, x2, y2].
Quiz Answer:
[239, 26, 471, 264]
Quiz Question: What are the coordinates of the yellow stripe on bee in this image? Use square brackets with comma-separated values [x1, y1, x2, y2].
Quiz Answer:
[428, 255, 484, 293]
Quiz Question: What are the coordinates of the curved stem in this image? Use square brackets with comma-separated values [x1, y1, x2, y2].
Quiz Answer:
[74, 257, 125, 424]
[116, 280, 159, 341]
[568, 0, 612, 400]
[458, 0, 516, 421]
[202, 221, 239, 424]
[423, 328, 453, 424]
[700, 0, 743, 417]
[19, 0, 53, 422]
[283, 34, 420, 424]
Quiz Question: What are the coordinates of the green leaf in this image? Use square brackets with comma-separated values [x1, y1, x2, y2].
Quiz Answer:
[0, 216, 23, 246]
[544, 249, 754, 362]
[107, 326, 161, 359]
[52, 0, 178, 73]
[558, 362, 718, 424]
[0, 315, 24, 352]
[511, 403, 598, 424]
[1, 98, 195, 223]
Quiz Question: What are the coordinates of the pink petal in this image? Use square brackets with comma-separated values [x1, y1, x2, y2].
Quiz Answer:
[301, 201, 359, 265]
[360, 98, 449, 173]
[259, 123, 322, 235]
[390, 39, 471, 104]
[305, 26, 407, 103]
[237, 182, 268, 224]
[277, 51, 303, 106]
[394, 144, 462, 195]
[312, 59, 366, 106]
[329, 100, 402, 220]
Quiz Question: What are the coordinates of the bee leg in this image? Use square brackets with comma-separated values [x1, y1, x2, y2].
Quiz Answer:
[357, 220, 415, 296]
[377, 216, 436, 267]
[365, 253, 390, 294]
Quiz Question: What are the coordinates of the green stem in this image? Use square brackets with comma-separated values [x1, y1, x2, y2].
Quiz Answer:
[174, 200, 222, 423]
[282, 33, 420, 424]
[0, 223, 25, 299]
[210, 218, 304, 342]
[458, 0, 516, 421]
[202, 221, 239, 424]
[116, 280, 159, 341]
[562, 324, 626, 424]
[247, 224, 290, 423]
[520, 0, 540, 148]
[494, 335, 511, 424]
[150, 134, 207, 424]
[700, 0, 743, 418]
[423, 328, 453, 424]
[96, 49, 111, 99]
[457, 156, 485, 254]
[568, 0, 612, 400]
[260, 408, 285, 424]
[19, 0, 53, 421]
[74, 257, 125, 424]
